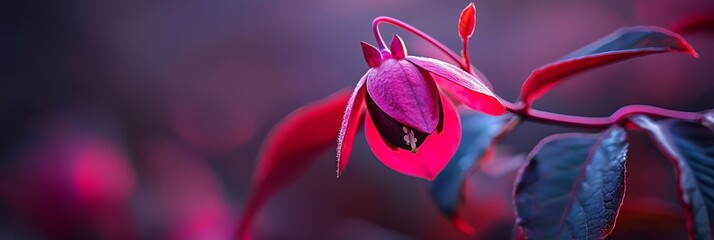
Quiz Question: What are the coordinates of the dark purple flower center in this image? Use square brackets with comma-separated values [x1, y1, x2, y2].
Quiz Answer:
[365, 90, 444, 153]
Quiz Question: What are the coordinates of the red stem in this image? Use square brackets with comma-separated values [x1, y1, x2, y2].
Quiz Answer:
[373, 16, 469, 70]
[372, 16, 703, 129]
[461, 40, 472, 73]
[504, 100, 700, 129]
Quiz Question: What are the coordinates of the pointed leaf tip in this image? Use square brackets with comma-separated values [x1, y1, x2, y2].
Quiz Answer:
[390, 34, 407, 59]
[361, 41, 381, 68]
[459, 2, 476, 40]
[687, 44, 700, 58]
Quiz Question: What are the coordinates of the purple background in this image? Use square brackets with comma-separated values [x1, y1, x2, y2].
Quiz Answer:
[1, 0, 713, 239]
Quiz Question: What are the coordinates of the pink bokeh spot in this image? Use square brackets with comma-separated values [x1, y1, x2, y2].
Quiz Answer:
[146, 140, 232, 240]
[364, 92, 461, 180]
[72, 138, 136, 204]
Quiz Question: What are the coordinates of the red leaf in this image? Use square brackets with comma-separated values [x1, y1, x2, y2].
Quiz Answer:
[519, 26, 698, 105]
[669, 12, 714, 35]
[458, 3, 476, 41]
[236, 89, 351, 239]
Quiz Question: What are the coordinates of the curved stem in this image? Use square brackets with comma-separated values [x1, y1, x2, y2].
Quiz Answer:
[504, 100, 702, 129]
[372, 16, 468, 70]
[461, 41, 472, 73]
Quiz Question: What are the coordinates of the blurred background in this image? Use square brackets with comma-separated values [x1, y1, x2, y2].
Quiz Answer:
[1, 0, 713, 239]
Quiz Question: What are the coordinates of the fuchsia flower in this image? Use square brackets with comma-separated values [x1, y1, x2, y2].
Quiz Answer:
[337, 35, 505, 180]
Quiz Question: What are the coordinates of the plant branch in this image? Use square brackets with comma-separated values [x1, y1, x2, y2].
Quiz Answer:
[504, 100, 702, 129]
[372, 16, 704, 129]
[461, 41, 472, 73]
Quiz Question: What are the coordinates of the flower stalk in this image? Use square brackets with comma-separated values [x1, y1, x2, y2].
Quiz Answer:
[373, 17, 468, 71]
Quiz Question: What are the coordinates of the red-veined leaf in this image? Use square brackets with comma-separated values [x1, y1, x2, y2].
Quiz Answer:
[236, 90, 351, 239]
[519, 26, 698, 105]
[459, 3, 476, 41]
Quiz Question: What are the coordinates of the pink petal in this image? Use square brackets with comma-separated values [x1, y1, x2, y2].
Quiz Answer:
[337, 71, 370, 177]
[390, 35, 407, 59]
[406, 56, 505, 115]
[367, 59, 440, 133]
[361, 42, 382, 68]
[364, 92, 461, 180]
[238, 89, 352, 239]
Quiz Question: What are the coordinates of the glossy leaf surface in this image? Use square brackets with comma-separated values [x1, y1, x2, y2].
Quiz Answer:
[430, 112, 510, 218]
[237, 90, 350, 239]
[514, 127, 628, 240]
[520, 26, 698, 104]
[631, 115, 714, 240]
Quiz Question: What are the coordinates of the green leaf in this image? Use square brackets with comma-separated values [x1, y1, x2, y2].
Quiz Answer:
[631, 115, 714, 240]
[514, 126, 628, 239]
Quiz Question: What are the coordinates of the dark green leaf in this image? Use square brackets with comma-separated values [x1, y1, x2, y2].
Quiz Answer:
[514, 126, 628, 239]
[631, 115, 714, 240]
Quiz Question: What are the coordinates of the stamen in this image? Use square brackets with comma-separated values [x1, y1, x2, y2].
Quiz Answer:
[402, 126, 418, 153]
